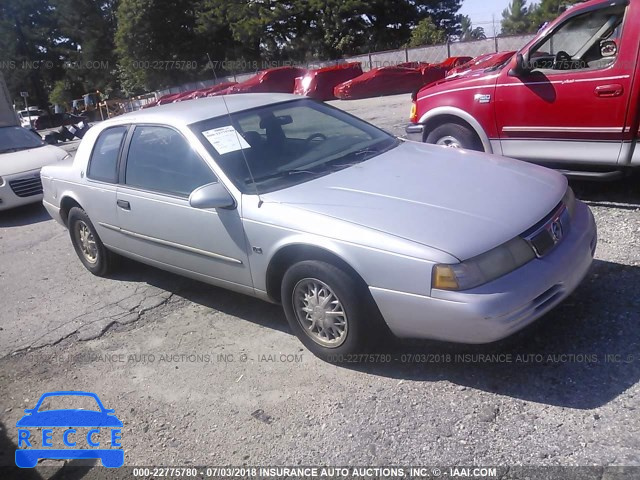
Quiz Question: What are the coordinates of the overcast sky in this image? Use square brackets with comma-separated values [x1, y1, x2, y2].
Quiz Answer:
[459, 0, 516, 36]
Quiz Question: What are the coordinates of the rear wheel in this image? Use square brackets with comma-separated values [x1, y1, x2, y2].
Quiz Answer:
[281, 260, 383, 361]
[426, 123, 483, 151]
[68, 207, 117, 276]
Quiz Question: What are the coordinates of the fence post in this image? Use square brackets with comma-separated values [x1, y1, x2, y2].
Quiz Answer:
[368, 52, 373, 70]
[405, 47, 409, 63]
[446, 39, 451, 57]
[494, 36, 499, 52]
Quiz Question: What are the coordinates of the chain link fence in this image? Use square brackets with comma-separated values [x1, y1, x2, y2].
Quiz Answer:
[355, 34, 535, 71]
[155, 34, 536, 98]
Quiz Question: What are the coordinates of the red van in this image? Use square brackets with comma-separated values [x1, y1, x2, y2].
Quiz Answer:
[406, 0, 637, 179]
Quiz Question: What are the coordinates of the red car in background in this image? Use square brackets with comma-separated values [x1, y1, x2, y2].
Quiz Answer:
[333, 57, 473, 100]
[218, 66, 306, 95]
[334, 66, 424, 100]
[420, 56, 473, 84]
[203, 82, 238, 97]
[155, 92, 183, 105]
[174, 82, 239, 101]
[294, 62, 363, 100]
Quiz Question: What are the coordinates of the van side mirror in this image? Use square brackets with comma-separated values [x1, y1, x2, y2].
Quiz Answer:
[509, 53, 531, 77]
[189, 182, 236, 210]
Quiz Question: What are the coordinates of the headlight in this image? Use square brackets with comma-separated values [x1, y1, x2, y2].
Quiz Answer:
[562, 186, 576, 217]
[432, 236, 536, 291]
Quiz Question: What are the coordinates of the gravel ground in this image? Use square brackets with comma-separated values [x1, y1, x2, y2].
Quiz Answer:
[0, 95, 639, 478]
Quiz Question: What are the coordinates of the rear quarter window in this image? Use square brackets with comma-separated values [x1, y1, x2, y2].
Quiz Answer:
[87, 126, 127, 183]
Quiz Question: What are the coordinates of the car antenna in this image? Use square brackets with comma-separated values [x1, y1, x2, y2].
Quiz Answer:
[207, 52, 264, 208]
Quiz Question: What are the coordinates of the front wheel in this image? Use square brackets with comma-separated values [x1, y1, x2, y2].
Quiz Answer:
[425, 123, 483, 151]
[281, 261, 382, 361]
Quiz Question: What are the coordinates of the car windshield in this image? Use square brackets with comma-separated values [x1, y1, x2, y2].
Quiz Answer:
[0, 126, 44, 153]
[18, 109, 43, 117]
[191, 99, 399, 194]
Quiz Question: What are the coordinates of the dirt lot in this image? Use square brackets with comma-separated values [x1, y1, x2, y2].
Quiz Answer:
[1, 95, 639, 477]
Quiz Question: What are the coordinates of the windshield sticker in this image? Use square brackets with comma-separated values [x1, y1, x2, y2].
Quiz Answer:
[202, 126, 250, 155]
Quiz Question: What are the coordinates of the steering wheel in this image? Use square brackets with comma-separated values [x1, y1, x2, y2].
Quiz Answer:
[553, 51, 573, 70]
[305, 133, 328, 146]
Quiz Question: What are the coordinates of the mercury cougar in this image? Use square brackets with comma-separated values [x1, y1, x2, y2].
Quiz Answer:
[40, 94, 597, 359]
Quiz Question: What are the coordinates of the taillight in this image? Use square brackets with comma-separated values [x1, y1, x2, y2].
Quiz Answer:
[409, 102, 417, 123]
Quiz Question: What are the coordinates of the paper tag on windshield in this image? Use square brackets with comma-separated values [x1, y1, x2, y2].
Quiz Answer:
[202, 126, 250, 155]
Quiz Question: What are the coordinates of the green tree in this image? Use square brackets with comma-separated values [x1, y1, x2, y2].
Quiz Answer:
[414, 0, 462, 38]
[52, 0, 120, 96]
[460, 15, 486, 41]
[48, 79, 73, 108]
[408, 17, 447, 47]
[115, 0, 206, 93]
[0, 0, 61, 107]
[529, 0, 581, 28]
[198, 0, 462, 62]
[501, 0, 535, 35]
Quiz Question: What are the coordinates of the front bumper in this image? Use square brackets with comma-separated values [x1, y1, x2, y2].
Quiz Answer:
[404, 123, 424, 142]
[370, 200, 597, 343]
[0, 169, 43, 211]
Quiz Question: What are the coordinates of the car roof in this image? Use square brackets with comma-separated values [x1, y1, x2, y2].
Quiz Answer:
[101, 93, 302, 128]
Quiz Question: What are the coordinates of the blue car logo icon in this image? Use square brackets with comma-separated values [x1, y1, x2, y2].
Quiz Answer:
[15, 391, 123, 468]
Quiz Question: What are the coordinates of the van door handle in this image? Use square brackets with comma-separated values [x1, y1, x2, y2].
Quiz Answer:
[117, 199, 130, 210]
[594, 84, 623, 97]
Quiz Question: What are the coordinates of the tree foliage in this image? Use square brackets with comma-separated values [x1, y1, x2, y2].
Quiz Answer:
[408, 18, 447, 47]
[460, 15, 486, 41]
[0, 0, 464, 102]
[0, 0, 61, 107]
[501, 0, 535, 35]
[529, 0, 581, 29]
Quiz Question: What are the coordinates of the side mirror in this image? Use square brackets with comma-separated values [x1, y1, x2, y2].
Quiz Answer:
[600, 40, 617, 57]
[508, 53, 531, 77]
[189, 182, 236, 210]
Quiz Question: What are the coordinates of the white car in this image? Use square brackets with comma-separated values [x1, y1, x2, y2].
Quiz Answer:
[0, 125, 68, 211]
[17, 108, 45, 129]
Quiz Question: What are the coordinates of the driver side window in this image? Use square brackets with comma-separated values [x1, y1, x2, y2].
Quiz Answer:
[529, 4, 625, 73]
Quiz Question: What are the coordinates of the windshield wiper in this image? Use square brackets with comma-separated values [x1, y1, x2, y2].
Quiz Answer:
[248, 169, 322, 184]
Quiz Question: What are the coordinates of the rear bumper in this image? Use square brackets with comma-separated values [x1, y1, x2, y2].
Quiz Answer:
[370, 200, 597, 343]
[43, 199, 65, 226]
[404, 123, 424, 142]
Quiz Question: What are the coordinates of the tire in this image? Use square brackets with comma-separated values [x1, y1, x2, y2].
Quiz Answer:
[67, 206, 117, 276]
[281, 260, 383, 361]
[425, 122, 483, 151]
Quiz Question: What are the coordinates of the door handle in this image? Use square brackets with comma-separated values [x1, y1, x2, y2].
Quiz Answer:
[117, 199, 130, 210]
[594, 84, 623, 97]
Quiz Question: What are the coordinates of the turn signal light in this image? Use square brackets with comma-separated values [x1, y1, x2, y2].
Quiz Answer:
[409, 102, 417, 123]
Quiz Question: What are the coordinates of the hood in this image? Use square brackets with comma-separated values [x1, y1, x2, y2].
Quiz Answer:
[262, 141, 566, 260]
[0, 145, 68, 175]
[417, 60, 504, 96]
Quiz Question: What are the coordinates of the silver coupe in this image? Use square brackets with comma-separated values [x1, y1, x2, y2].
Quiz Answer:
[41, 94, 597, 359]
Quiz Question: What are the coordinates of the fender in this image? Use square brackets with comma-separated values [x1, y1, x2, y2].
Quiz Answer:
[418, 106, 495, 154]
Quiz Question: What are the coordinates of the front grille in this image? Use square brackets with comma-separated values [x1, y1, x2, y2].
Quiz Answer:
[522, 204, 570, 258]
[9, 174, 43, 198]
